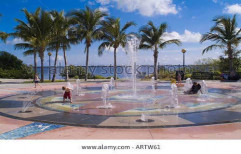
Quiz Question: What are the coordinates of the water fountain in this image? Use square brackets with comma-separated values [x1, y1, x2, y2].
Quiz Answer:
[200, 80, 208, 94]
[125, 36, 154, 122]
[171, 83, 179, 108]
[114, 36, 141, 100]
[151, 76, 156, 93]
[66, 82, 74, 90]
[184, 78, 192, 92]
[21, 101, 32, 113]
[97, 83, 113, 109]
[20, 92, 36, 113]
[197, 80, 209, 102]
[125, 38, 138, 96]
[109, 77, 114, 91]
[76, 79, 84, 96]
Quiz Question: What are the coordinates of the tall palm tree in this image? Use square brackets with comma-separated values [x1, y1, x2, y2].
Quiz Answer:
[200, 15, 241, 73]
[0, 14, 8, 42]
[49, 10, 78, 81]
[30, 8, 53, 82]
[98, 17, 135, 80]
[48, 11, 70, 82]
[139, 21, 181, 80]
[13, 9, 39, 78]
[60, 34, 77, 81]
[69, 7, 107, 81]
[15, 8, 53, 82]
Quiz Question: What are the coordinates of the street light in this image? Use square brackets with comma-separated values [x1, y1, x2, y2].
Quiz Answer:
[181, 49, 187, 75]
[48, 52, 52, 81]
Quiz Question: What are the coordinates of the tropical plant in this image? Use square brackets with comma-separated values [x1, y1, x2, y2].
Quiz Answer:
[139, 21, 181, 80]
[60, 65, 93, 79]
[61, 30, 78, 81]
[48, 11, 63, 82]
[200, 15, 241, 73]
[98, 17, 135, 80]
[32, 9, 54, 82]
[13, 9, 40, 78]
[14, 8, 54, 82]
[219, 56, 241, 72]
[48, 10, 77, 81]
[69, 6, 107, 81]
[0, 51, 33, 79]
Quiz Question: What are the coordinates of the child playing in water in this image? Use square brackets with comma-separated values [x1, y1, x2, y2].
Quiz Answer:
[62, 86, 72, 103]
[34, 74, 42, 88]
[184, 82, 201, 94]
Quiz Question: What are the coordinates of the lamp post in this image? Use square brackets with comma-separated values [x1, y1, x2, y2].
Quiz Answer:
[48, 52, 52, 81]
[181, 49, 186, 75]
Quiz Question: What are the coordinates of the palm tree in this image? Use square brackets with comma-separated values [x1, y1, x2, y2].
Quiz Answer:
[139, 21, 181, 80]
[49, 10, 78, 81]
[13, 9, 40, 78]
[200, 15, 241, 73]
[14, 8, 53, 82]
[48, 11, 69, 82]
[69, 7, 107, 81]
[0, 14, 8, 42]
[30, 8, 53, 82]
[61, 34, 76, 81]
[98, 17, 135, 80]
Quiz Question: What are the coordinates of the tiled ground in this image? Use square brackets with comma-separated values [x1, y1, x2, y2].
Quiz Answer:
[0, 80, 241, 139]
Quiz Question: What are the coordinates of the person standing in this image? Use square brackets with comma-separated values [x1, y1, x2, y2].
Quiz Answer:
[34, 74, 42, 88]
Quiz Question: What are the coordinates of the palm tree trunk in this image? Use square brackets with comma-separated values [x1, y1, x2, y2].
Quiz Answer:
[114, 47, 117, 80]
[39, 51, 44, 82]
[228, 44, 234, 73]
[52, 47, 59, 82]
[63, 47, 69, 81]
[85, 46, 89, 81]
[153, 46, 158, 80]
[33, 51, 37, 82]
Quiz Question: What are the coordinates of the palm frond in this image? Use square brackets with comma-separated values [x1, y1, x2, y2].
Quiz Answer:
[98, 42, 111, 56]
[202, 44, 225, 54]
[159, 39, 181, 49]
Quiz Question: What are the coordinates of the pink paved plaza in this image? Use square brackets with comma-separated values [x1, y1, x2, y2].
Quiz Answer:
[0, 79, 241, 139]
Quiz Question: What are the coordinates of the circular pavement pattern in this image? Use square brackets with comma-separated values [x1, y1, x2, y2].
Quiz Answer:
[0, 81, 241, 128]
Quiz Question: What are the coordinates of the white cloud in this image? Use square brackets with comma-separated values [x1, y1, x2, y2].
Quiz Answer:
[213, 0, 218, 3]
[6, 38, 25, 45]
[104, 46, 125, 53]
[51, 55, 64, 62]
[163, 30, 202, 43]
[224, 4, 241, 14]
[96, 0, 110, 5]
[96, 0, 178, 16]
[88, 1, 95, 5]
[98, 7, 109, 13]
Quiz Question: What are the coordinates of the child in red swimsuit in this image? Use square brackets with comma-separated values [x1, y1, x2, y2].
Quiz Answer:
[62, 86, 72, 103]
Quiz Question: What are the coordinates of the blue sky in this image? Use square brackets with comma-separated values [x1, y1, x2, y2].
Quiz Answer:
[0, 0, 241, 66]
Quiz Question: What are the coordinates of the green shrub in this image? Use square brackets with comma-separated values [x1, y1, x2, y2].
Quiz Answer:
[73, 75, 79, 79]
[213, 71, 221, 76]
[0, 66, 33, 79]
[0, 51, 23, 70]
[60, 65, 93, 79]
[185, 73, 192, 79]
[0, 51, 34, 79]
[93, 75, 106, 79]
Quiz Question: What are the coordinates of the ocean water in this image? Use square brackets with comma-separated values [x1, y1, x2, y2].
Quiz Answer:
[36, 65, 217, 80]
